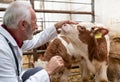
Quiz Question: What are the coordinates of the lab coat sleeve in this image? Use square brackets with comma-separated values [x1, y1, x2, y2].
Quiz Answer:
[25, 69, 50, 82]
[21, 25, 58, 51]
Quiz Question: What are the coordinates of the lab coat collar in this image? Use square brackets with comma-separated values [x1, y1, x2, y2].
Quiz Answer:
[0, 25, 18, 47]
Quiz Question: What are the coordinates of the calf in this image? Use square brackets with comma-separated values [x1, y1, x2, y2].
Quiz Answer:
[38, 23, 110, 82]
[77, 24, 110, 82]
[43, 23, 88, 82]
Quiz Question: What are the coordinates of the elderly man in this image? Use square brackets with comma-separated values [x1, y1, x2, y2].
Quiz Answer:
[0, 1, 78, 82]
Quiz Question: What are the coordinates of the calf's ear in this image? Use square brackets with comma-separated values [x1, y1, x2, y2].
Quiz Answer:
[99, 28, 109, 36]
[94, 28, 109, 39]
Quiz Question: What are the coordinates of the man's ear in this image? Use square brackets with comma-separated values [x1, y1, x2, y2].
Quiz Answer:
[18, 20, 27, 30]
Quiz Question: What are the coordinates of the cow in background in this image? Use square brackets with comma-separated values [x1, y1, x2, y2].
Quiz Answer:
[36, 22, 110, 82]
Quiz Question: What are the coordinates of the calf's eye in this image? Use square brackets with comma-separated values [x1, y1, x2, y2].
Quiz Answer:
[91, 27, 95, 30]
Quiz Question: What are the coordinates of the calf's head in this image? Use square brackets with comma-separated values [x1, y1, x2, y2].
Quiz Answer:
[77, 24, 109, 61]
[61, 24, 80, 44]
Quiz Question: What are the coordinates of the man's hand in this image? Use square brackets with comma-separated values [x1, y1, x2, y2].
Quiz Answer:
[45, 56, 64, 75]
[55, 20, 78, 29]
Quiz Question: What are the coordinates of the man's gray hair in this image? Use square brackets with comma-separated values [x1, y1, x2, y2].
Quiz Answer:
[3, 1, 32, 29]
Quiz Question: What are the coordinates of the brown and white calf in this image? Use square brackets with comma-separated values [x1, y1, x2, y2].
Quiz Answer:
[38, 23, 110, 82]
[77, 24, 110, 82]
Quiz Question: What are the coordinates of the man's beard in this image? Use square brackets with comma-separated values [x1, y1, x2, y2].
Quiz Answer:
[26, 23, 34, 40]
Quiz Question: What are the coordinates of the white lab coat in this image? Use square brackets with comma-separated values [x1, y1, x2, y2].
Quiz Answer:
[0, 25, 58, 82]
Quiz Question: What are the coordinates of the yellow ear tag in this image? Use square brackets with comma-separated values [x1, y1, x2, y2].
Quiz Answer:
[95, 32, 102, 39]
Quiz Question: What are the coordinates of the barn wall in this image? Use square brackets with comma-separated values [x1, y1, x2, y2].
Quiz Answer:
[95, 0, 120, 34]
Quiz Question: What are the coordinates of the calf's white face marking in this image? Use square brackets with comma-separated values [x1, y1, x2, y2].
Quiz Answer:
[61, 24, 90, 58]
